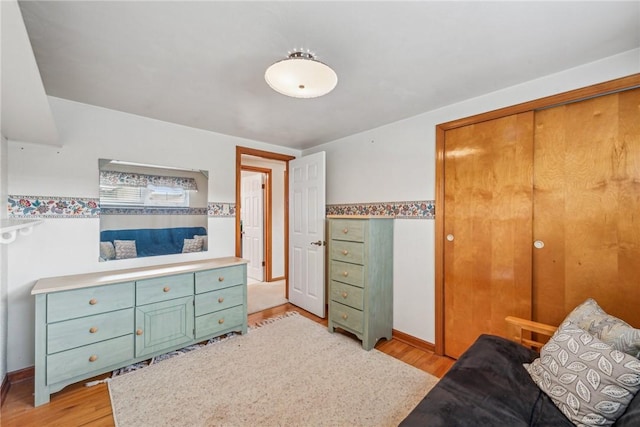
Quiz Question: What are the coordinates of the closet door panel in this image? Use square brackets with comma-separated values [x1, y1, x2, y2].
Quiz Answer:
[443, 112, 534, 358]
[533, 88, 640, 327]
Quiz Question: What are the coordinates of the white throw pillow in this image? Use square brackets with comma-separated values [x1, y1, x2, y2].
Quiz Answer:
[100, 241, 116, 260]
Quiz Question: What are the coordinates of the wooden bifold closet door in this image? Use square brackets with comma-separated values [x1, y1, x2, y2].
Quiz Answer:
[441, 87, 640, 359]
[532, 88, 640, 327]
[443, 112, 534, 359]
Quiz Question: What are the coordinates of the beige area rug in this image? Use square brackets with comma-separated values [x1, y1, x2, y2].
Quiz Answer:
[108, 312, 438, 427]
[247, 279, 288, 314]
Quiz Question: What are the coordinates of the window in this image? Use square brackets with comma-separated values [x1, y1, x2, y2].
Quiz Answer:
[100, 184, 189, 207]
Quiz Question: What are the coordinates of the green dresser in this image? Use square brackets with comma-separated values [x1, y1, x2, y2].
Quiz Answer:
[32, 257, 247, 406]
[327, 217, 394, 350]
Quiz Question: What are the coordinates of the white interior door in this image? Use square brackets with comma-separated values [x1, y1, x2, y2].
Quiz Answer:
[288, 151, 326, 317]
[241, 171, 264, 282]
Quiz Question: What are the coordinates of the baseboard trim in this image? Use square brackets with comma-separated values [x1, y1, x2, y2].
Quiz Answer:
[8, 366, 34, 384]
[1, 373, 9, 406]
[392, 329, 435, 353]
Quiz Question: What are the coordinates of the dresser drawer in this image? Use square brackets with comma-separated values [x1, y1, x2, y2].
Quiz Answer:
[195, 285, 244, 316]
[330, 219, 366, 242]
[195, 305, 244, 340]
[331, 281, 364, 311]
[330, 240, 365, 265]
[47, 308, 133, 354]
[195, 266, 244, 294]
[330, 260, 365, 288]
[330, 302, 364, 334]
[47, 334, 133, 385]
[136, 273, 193, 306]
[47, 282, 134, 323]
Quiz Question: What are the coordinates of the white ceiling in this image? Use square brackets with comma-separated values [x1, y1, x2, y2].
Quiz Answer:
[16, 1, 640, 150]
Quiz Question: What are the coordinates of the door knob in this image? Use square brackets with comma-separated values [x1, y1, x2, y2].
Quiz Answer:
[446, 234, 454, 242]
[310, 240, 326, 246]
[534, 240, 545, 249]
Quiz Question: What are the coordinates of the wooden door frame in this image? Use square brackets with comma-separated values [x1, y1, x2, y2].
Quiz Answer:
[434, 74, 640, 356]
[235, 147, 296, 294]
[240, 166, 271, 281]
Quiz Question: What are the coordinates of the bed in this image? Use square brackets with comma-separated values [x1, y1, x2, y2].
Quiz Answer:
[401, 300, 640, 426]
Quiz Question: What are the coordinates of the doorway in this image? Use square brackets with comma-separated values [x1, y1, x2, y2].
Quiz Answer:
[241, 168, 268, 282]
[236, 147, 295, 304]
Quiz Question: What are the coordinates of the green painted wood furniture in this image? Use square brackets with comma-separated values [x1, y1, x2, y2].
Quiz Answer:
[327, 217, 394, 350]
[32, 257, 247, 406]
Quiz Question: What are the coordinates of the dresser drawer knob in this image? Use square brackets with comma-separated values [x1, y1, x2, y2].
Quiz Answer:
[88, 355, 98, 362]
[218, 297, 225, 303]
[342, 313, 348, 320]
[342, 271, 349, 277]
[218, 277, 224, 282]
[89, 327, 98, 334]
[342, 292, 348, 299]
[89, 298, 98, 305]
[136, 329, 143, 336]
[218, 318, 225, 324]
[342, 228, 349, 234]
[163, 286, 171, 293]
[342, 250, 349, 256]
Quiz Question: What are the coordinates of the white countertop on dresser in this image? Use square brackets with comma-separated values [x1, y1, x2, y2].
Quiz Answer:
[31, 256, 248, 295]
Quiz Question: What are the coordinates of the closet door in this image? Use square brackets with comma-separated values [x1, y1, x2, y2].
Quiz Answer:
[443, 112, 534, 358]
[533, 88, 640, 327]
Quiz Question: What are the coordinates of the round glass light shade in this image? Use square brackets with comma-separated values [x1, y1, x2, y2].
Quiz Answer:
[265, 52, 337, 98]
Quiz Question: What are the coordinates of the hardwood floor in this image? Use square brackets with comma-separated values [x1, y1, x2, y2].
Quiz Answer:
[1, 303, 454, 426]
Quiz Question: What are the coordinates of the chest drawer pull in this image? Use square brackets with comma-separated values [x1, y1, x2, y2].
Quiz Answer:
[342, 292, 348, 299]
[89, 327, 98, 334]
[342, 313, 348, 320]
[88, 355, 98, 362]
[218, 297, 225, 303]
[89, 298, 98, 305]
[136, 329, 143, 336]
[342, 250, 349, 256]
[163, 286, 171, 293]
[218, 276, 225, 282]
[218, 318, 225, 324]
[342, 228, 349, 234]
[342, 271, 349, 277]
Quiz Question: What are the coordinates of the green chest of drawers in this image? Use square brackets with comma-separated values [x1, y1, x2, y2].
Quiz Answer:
[327, 217, 394, 350]
[32, 257, 247, 406]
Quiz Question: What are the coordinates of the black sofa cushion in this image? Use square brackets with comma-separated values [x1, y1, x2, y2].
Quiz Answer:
[400, 334, 574, 426]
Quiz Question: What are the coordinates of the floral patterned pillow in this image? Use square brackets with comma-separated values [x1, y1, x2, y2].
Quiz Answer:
[566, 299, 640, 358]
[525, 321, 640, 426]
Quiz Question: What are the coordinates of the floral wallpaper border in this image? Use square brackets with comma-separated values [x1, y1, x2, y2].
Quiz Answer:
[8, 196, 434, 220]
[8, 195, 100, 218]
[8, 195, 236, 218]
[326, 200, 435, 219]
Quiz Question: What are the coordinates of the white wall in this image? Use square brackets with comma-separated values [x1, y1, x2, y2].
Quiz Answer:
[1, 135, 8, 384]
[305, 49, 640, 343]
[6, 97, 300, 371]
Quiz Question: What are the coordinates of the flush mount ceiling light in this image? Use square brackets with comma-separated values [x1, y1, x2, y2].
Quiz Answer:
[265, 50, 337, 98]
